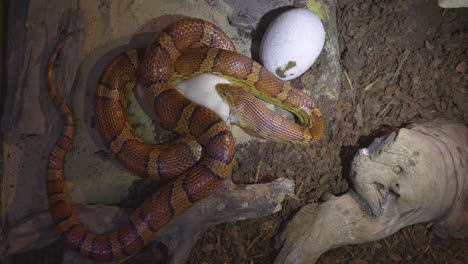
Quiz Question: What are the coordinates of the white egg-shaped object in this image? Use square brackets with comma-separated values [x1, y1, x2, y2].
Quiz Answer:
[260, 8, 325, 81]
[174, 73, 231, 121]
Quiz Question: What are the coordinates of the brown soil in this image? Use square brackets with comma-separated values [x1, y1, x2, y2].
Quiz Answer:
[186, 1, 468, 263]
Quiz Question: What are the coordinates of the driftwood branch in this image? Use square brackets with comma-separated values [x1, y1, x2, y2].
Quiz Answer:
[275, 192, 387, 263]
[1, 177, 294, 263]
[275, 119, 468, 263]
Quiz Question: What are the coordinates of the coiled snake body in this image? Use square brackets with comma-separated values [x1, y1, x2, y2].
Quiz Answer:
[46, 18, 323, 261]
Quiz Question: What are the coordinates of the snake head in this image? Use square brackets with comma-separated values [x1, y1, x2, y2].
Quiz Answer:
[216, 84, 246, 107]
[215, 84, 260, 129]
[216, 84, 244, 125]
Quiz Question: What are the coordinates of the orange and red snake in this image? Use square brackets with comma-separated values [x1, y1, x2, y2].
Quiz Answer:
[46, 18, 323, 261]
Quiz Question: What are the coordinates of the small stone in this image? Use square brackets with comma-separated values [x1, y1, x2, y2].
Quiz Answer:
[283, 151, 295, 161]
[354, 104, 363, 127]
[202, 243, 216, 254]
[389, 253, 403, 262]
[304, 147, 316, 158]
[451, 75, 461, 83]
[424, 40, 434, 50]
[455, 62, 466, 73]
[450, 260, 464, 264]
[318, 174, 330, 185]
[384, 85, 399, 97]
[285, 168, 295, 177]
[432, 57, 442, 68]
[418, 99, 431, 108]
[352, 259, 368, 264]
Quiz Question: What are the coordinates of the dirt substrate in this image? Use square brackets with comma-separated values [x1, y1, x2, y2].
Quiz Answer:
[187, 1, 468, 263]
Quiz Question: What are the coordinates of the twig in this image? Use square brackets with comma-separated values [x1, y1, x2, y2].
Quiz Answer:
[343, 246, 354, 258]
[248, 253, 266, 260]
[295, 181, 304, 198]
[364, 79, 380, 91]
[285, 193, 302, 201]
[423, 244, 431, 254]
[453, 249, 463, 258]
[374, 100, 394, 123]
[254, 160, 263, 183]
[442, 8, 448, 16]
[343, 68, 354, 91]
[247, 233, 263, 251]
[383, 238, 391, 248]
[390, 49, 410, 85]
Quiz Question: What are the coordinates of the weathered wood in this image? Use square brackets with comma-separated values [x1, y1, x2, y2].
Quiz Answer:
[275, 119, 468, 263]
[0, 178, 294, 263]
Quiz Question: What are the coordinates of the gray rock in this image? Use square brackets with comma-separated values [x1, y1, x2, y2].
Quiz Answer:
[224, 0, 297, 29]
